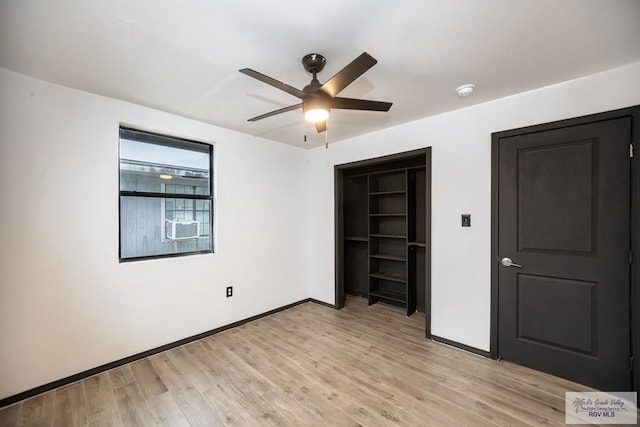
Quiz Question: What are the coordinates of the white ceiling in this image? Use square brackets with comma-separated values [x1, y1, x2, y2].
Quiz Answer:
[1, 0, 639, 149]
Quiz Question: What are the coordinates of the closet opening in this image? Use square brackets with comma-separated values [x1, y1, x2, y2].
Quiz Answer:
[335, 148, 432, 337]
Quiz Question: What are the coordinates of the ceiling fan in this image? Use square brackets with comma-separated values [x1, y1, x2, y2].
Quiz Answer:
[239, 52, 392, 133]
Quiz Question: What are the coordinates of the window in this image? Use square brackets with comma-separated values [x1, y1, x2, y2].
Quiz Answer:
[119, 127, 213, 261]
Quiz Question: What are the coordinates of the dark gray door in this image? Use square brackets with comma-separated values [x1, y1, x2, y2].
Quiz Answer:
[497, 117, 632, 390]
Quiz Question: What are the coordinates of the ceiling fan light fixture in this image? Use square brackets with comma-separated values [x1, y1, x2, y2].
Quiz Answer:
[304, 97, 330, 123]
[305, 107, 329, 123]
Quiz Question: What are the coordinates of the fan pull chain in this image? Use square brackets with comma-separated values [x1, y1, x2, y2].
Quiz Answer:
[325, 122, 329, 149]
[303, 112, 308, 143]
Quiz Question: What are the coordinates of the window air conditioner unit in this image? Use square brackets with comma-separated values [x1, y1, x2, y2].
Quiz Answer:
[166, 220, 200, 240]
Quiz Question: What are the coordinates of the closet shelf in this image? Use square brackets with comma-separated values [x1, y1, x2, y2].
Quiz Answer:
[369, 272, 407, 283]
[370, 234, 406, 239]
[345, 236, 368, 242]
[370, 253, 406, 262]
[369, 289, 406, 303]
[369, 190, 406, 196]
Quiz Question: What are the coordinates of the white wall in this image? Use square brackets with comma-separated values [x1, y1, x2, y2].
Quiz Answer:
[306, 61, 640, 351]
[0, 68, 309, 399]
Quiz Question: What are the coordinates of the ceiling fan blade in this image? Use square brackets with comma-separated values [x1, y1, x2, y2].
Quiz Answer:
[331, 97, 392, 111]
[320, 52, 378, 98]
[247, 103, 302, 122]
[315, 121, 327, 133]
[239, 68, 306, 99]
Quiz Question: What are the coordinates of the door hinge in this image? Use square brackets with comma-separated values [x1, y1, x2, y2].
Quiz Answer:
[631, 143, 634, 158]
[630, 251, 633, 265]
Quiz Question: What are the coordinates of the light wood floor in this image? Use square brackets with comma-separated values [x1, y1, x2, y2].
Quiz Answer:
[0, 296, 599, 426]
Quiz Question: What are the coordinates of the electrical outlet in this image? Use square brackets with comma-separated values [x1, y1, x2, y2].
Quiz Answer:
[226, 286, 233, 297]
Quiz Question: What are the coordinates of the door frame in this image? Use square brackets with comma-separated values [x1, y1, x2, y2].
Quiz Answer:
[335, 147, 432, 337]
[490, 105, 640, 389]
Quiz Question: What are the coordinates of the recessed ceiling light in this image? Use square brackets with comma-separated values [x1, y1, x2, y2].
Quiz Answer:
[160, 174, 173, 180]
[456, 84, 475, 98]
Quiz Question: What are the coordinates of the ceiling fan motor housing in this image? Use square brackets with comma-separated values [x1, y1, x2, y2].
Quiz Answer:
[303, 92, 330, 113]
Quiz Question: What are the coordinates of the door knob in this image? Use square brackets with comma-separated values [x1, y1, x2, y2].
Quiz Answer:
[501, 257, 522, 268]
